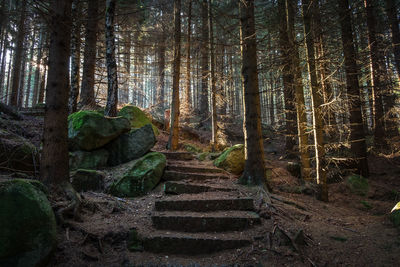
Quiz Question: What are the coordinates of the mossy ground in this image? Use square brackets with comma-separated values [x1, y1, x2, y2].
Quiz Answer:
[346, 174, 369, 196]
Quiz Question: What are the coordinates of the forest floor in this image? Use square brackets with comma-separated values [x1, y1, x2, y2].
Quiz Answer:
[2, 113, 400, 266]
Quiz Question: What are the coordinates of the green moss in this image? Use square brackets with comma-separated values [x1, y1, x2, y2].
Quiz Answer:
[110, 152, 166, 197]
[197, 152, 208, 161]
[68, 110, 103, 131]
[361, 200, 373, 210]
[213, 144, 245, 174]
[390, 210, 400, 228]
[0, 179, 57, 266]
[127, 228, 144, 252]
[183, 143, 202, 153]
[118, 105, 159, 135]
[330, 236, 347, 242]
[347, 174, 369, 196]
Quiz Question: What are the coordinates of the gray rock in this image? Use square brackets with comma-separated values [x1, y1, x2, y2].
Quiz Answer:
[106, 124, 156, 166]
[0, 179, 57, 267]
[69, 149, 109, 170]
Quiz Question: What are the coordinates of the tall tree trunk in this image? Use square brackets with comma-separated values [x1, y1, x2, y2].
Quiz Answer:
[104, 0, 118, 117]
[209, 0, 217, 150]
[302, 0, 328, 201]
[41, 0, 72, 186]
[199, 0, 209, 122]
[278, 0, 297, 156]
[18, 43, 27, 108]
[287, 0, 311, 181]
[38, 51, 48, 104]
[0, 34, 7, 101]
[9, 0, 27, 106]
[80, 0, 98, 107]
[32, 27, 45, 106]
[4, 49, 12, 104]
[364, 0, 387, 149]
[69, 0, 82, 114]
[156, 32, 166, 108]
[338, 0, 369, 177]
[238, 0, 268, 191]
[184, 0, 192, 116]
[386, 0, 400, 82]
[24, 28, 36, 107]
[122, 29, 131, 104]
[167, 0, 181, 151]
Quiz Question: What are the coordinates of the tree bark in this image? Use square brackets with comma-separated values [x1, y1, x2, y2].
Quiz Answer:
[287, 0, 311, 181]
[209, 0, 217, 150]
[24, 28, 37, 107]
[199, 0, 209, 122]
[278, 0, 297, 156]
[32, 27, 45, 106]
[9, 0, 27, 106]
[68, 0, 82, 114]
[80, 0, 99, 108]
[184, 0, 192, 115]
[41, 0, 72, 186]
[156, 32, 166, 108]
[238, 0, 268, 189]
[104, 0, 118, 117]
[386, 0, 400, 82]
[338, 0, 369, 177]
[302, 0, 328, 201]
[364, 0, 387, 149]
[167, 0, 181, 151]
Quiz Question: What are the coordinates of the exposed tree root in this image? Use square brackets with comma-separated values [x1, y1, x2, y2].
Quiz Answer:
[51, 182, 83, 225]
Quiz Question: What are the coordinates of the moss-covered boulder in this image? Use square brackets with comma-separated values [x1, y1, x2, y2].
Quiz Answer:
[69, 149, 109, 170]
[118, 105, 159, 135]
[110, 152, 166, 197]
[346, 174, 369, 196]
[0, 179, 57, 267]
[105, 124, 156, 166]
[70, 169, 105, 192]
[213, 144, 245, 174]
[0, 129, 39, 174]
[183, 143, 202, 153]
[68, 110, 130, 151]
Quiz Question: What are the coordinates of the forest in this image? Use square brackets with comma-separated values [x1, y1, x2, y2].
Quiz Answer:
[0, 0, 400, 266]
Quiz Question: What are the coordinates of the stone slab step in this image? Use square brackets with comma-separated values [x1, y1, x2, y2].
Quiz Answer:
[162, 151, 194, 161]
[163, 170, 229, 181]
[143, 232, 252, 255]
[155, 196, 254, 212]
[152, 211, 260, 232]
[167, 165, 225, 174]
[164, 181, 234, 195]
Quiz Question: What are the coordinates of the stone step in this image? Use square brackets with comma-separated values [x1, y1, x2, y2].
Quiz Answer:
[167, 164, 225, 174]
[164, 181, 234, 195]
[163, 170, 229, 181]
[155, 196, 255, 212]
[162, 151, 194, 161]
[151, 211, 260, 232]
[143, 232, 252, 255]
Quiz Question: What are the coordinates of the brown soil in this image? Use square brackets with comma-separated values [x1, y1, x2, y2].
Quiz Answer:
[3, 115, 400, 266]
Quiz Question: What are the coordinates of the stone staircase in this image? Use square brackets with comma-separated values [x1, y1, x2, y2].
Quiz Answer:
[140, 151, 261, 255]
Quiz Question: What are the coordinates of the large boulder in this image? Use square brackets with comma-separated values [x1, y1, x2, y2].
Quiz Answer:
[68, 110, 130, 151]
[69, 149, 109, 170]
[105, 124, 156, 166]
[0, 179, 57, 267]
[118, 105, 159, 135]
[213, 144, 245, 174]
[0, 129, 39, 174]
[109, 152, 166, 197]
[70, 169, 105, 192]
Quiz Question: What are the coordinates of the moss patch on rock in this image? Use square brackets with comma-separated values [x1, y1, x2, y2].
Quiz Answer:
[0, 179, 57, 267]
[69, 149, 109, 170]
[68, 110, 130, 151]
[118, 105, 159, 135]
[213, 144, 245, 174]
[183, 143, 203, 153]
[110, 152, 166, 197]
